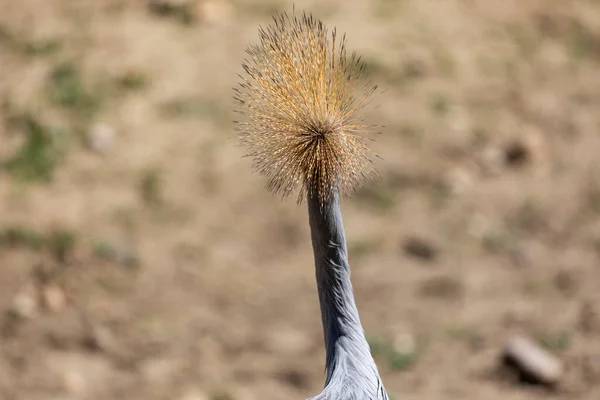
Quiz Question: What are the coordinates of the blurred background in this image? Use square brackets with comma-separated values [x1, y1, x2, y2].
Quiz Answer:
[1, 0, 599, 399]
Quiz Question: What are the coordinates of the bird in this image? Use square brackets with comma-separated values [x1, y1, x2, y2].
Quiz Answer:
[234, 10, 388, 400]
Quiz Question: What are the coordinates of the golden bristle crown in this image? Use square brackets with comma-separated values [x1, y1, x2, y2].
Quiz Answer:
[234, 11, 379, 204]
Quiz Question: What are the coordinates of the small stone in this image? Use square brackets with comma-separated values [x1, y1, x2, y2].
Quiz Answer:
[403, 236, 438, 262]
[10, 284, 39, 319]
[87, 123, 115, 155]
[42, 284, 66, 312]
[502, 335, 563, 386]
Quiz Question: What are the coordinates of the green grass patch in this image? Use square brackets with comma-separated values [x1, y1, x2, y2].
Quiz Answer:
[48, 61, 100, 118]
[3, 114, 68, 183]
[0, 226, 44, 250]
[46, 229, 77, 263]
[0, 226, 77, 262]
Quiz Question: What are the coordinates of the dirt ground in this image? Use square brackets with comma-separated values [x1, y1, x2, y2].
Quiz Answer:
[1, 0, 600, 399]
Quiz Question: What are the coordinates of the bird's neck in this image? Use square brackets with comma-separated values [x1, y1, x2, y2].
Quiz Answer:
[307, 192, 375, 384]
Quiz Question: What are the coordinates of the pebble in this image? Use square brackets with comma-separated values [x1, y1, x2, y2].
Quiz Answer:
[86, 123, 115, 155]
[502, 335, 563, 386]
[10, 284, 39, 319]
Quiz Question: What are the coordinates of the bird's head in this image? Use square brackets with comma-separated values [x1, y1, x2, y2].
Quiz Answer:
[234, 11, 380, 205]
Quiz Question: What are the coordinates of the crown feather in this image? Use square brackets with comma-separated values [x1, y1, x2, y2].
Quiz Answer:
[234, 11, 379, 204]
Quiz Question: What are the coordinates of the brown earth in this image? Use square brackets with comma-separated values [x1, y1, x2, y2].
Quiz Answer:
[1, 0, 600, 399]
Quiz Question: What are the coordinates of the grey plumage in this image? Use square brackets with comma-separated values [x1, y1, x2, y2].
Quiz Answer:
[307, 191, 388, 400]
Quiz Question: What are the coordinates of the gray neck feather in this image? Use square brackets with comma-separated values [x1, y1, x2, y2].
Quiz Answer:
[307, 191, 387, 399]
